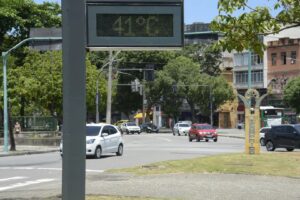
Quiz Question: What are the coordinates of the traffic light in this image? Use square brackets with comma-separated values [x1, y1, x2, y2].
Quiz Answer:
[145, 64, 154, 81]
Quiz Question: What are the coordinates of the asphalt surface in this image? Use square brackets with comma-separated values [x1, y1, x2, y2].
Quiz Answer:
[0, 129, 299, 200]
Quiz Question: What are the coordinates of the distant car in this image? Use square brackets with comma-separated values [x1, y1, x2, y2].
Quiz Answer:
[178, 120, 192, 126]
[114, 120, 129, 127]
[140, 123, 159, 133]
[120, 122, 141, 134]
[173, 123, 191, 136]
[237, 122, 244, 129]
[265, 124, 300, 152]
[188, 123, 218, 142]
[259, 127, 271, 146]
[60, 123, 124, 158]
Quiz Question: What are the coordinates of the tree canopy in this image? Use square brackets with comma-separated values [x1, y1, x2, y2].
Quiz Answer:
[147, 56, 234, 122]
[0, 0, 61, 52]
[211, 0, 300, 54]
[284, 77, 300, 113]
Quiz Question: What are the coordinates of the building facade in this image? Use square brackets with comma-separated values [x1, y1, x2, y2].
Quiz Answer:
[267, 37, 300, 107]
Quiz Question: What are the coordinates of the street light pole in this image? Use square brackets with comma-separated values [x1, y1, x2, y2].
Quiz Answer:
[210, 85, 213, 126]
[96, 78, 99, 123]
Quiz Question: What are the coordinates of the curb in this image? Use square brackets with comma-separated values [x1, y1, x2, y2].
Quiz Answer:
[219, 134, 244, 139]
[0, 149, 59, 157]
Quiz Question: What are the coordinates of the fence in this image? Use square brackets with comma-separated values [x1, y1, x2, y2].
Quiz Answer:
[11, 116, 58, 132]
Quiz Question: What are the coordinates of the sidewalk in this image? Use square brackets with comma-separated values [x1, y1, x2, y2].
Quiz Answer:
[217, 128, 245, 139]
[0, 145, 58, 157]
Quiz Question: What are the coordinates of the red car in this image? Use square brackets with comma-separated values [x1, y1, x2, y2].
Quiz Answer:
[188, 123, 218, 142]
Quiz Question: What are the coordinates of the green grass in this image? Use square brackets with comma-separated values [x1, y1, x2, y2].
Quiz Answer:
[109, 152, 300, 178]
[86, 195, 170, 200]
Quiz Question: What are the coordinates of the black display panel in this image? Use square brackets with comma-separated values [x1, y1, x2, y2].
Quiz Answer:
[96, 14, 174, 37]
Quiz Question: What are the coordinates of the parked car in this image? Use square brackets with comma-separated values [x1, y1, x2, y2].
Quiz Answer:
[173, 123, 191, 136]
[265, 124, 300, 152]
[188, 123, 218, 142]
[140, 122, 159, 133]
[120, 122, 141, 134]
[60, 123, 124, 158]
[259, 127, 271, 146]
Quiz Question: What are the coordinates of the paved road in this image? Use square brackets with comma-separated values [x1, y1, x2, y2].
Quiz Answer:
[0, 133, 245, 199]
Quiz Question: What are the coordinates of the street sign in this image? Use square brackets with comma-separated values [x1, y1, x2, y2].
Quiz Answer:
[86, 0, 184, 50]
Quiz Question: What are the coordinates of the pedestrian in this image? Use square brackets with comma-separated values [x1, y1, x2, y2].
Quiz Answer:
[14, 121, 21, 137]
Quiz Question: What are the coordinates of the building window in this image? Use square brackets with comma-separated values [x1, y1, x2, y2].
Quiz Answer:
[235, 70, 263, 84]
[251, 54, 263, 65]
[271, 53, 277, 66]
[281, 52, 287, 65]
[291, 51, 297, 64]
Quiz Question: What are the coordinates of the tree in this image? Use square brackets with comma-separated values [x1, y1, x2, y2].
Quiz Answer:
[5, 50, 106, 120]
[284, 77, 300, 113]
[0, 0, 61, 52]
[180, 44, 223, 76]
[112, 51, 176, 117]
[211, 0, 300, 54]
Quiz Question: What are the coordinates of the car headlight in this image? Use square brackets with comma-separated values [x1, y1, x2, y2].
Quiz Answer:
[86, 139, 95, 144]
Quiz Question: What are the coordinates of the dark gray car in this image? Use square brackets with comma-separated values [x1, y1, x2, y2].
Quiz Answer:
[264, 124, 300, 151]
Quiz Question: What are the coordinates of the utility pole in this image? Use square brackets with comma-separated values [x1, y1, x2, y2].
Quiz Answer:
[96, 78, 99, 123]
[142, 70, 146, 124]
[106, 51, 113, 124]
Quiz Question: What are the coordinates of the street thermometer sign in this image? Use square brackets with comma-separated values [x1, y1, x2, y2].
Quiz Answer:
[86, 0, 184, 50]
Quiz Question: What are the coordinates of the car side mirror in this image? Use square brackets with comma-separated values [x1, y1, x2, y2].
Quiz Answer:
[102, 133, 109, 137]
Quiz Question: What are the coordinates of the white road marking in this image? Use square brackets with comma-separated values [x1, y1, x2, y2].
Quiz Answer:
[0, 176, 27, 182]
[0, 179, 55, 192]
[0, 167, 104, 173]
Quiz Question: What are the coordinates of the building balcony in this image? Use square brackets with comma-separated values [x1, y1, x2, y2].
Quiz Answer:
[233, 64, 264, 72]
[234, 81, 264, 89]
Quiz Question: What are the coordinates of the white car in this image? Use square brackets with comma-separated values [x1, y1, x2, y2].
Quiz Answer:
[259, 127, 271, 146]
[173, 123, 191, 136]
[120, 122, 141, 134]
[60, 123, 124, 159]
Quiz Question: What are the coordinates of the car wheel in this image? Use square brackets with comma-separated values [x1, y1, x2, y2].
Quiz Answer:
[126, 130, 129, 134]
[189, 135, 192, 142]
[205, 139, 209, 142]
[266, 141, 275, 151]
[213, 138, 218, 142]
[260, 138, 265, 146]
[286, 148, 294, 152]
[197, 137, 200, 142]
[116, 144, 123, 156]
[94, 146, 102, 159]
[138, 132, 141, 134]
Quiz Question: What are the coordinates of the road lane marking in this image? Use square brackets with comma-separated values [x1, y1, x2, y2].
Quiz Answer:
[0, 176, 27, 182]
[0, 179, 55, 192]
[0, 167, 104, 173]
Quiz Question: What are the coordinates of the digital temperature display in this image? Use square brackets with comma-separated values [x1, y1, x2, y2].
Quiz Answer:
[96, 14, 174, 37]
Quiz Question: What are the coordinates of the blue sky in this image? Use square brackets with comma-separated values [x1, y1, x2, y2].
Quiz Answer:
[34, 0, 277, 24]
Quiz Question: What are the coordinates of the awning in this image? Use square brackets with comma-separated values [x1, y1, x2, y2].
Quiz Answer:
[134, 113, 146, 119]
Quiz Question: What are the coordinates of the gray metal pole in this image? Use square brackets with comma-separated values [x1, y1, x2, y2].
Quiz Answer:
[96, 79, 99, 123]
[62, 0, 86, 199]
[106, 51, 113, 124]
[2, 53, 8, 152]
[142, 71, 146, 124]
[210, 86, 213, 126]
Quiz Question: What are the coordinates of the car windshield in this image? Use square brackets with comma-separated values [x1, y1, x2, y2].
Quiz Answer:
[127, 122, 137, 126]
[294, 125, 300, 133]
[86, 126, 101, 136]
[260, 128, 270, 133]
[197, 125, 213, 130]
[179, 124, 190, 127]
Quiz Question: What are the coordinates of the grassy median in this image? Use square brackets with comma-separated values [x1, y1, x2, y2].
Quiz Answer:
[86, 195, 169, 200]
[109, 152, 300, 178]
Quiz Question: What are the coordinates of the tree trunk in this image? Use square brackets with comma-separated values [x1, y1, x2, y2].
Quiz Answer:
[8, 106, 16, 151]
[187, 100, 197, 123]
